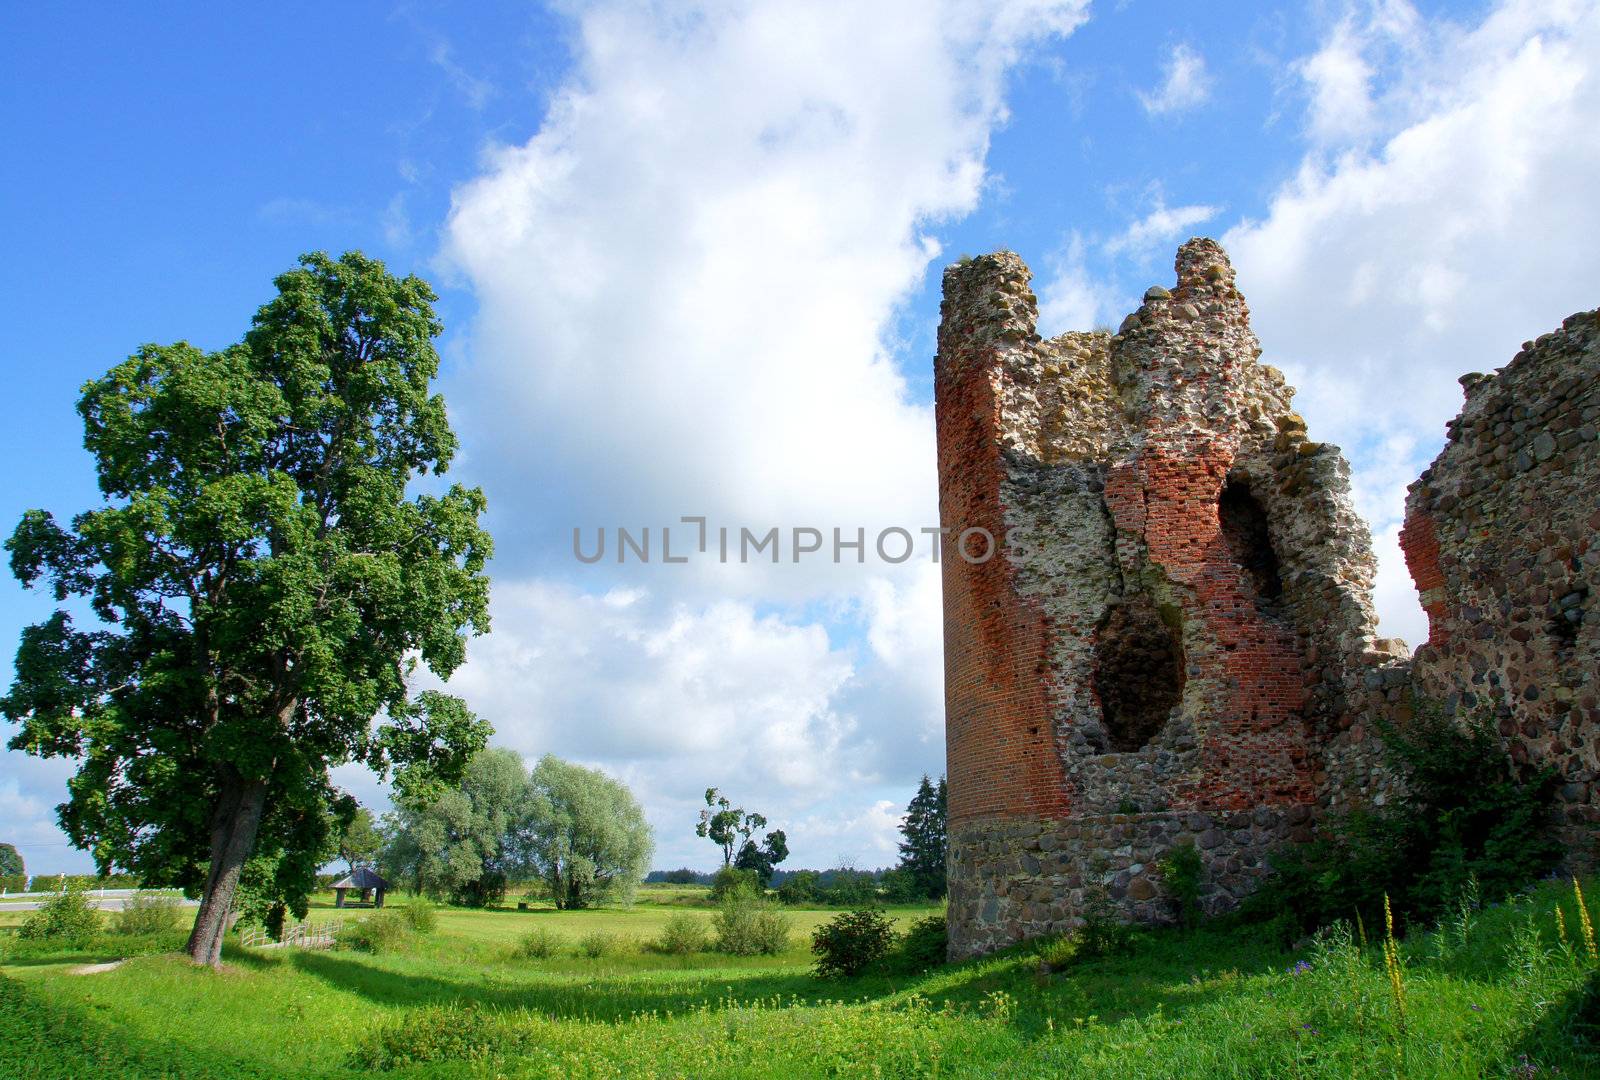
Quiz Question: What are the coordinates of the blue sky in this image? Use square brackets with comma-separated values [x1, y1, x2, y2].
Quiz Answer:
[4, 0, 1597, 876]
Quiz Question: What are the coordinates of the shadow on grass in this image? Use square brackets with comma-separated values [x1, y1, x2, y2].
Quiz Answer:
[1493, 968, 1600, 1076]
[288, 947, 890, 1020]
[0, 973, 272, 1079]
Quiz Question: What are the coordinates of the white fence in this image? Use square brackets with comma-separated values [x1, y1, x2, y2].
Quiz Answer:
[239, 918, 344, 950]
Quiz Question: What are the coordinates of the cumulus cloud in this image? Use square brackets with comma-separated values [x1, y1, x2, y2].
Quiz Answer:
[1227, 0, 1600, 643]
[1138, 43, 1212, 115]
[1104, 201, 1220, 257]
[432, 0, 1091, 865]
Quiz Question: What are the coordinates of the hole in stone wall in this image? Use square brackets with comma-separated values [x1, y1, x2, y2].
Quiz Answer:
[1219, 478, 1284, 611]
[1092, 595, 1185, 751]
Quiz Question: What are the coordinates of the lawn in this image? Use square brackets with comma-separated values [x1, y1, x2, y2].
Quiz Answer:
[2, 881, 1596, 1078]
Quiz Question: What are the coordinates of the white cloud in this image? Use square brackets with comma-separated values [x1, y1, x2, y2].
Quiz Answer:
[1138, 43, 1212, 115]
[1227, 0, 1600, 644]
[1104, 201, 1219, 257]
[1037, 232, 1119, 334]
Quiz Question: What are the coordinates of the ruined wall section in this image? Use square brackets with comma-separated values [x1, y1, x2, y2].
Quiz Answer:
[1400, 310, 1600, 866]
[939, 240, 1386, 956]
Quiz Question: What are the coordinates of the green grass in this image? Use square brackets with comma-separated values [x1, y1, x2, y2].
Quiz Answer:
[2, 880, 1596, 1078]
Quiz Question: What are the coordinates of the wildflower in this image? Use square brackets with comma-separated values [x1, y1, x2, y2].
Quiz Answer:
[1382, 894, 1407, 1036]
[1574, 879, 1597, 963]
[1556, 904, 1569, 950]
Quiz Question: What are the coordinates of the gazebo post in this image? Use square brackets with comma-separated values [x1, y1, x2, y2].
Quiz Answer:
[335, 888, 346, 908]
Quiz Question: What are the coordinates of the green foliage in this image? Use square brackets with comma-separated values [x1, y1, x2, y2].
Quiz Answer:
[896, 775, 948, 899]
[112, 893, 182, 937]
[821, 869, 878, 907]
[889, 914, 947, 973]
[512, 927, 561, 959]
[775, 869, 820, 905]
[713, 892, 791, 956]
[652, 912, 711, 954]
[576, 930, 622, 958]
[339, 910, 413, 953]
[0, 251, 493, 963]
[1076, 877, 1135, 960]
[1246, 702, 1561, 936]
[18, 884, 101, 946]
[697, 789, 785, 882]
[0, 843, 23, 878]
[383, 748, 529, 906]
[524, 754, 654, 910]
[811, 908, 897, 978]
[398, 897, 438, 934]
[337, 806, 383, 873]
[1158, 839, 1203, 928]
[709, 866, 761, 904]
[350, 1005, 513, 1069]
[0, 875, 25, 893]
[659, 868, 702, 885]
[1029, 932, 1080, 969]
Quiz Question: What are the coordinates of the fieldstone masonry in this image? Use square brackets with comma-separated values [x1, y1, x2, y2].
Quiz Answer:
[935, 238, 1599, 958]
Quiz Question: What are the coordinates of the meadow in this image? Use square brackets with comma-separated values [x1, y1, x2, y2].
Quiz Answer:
[2, 881, 1597, 1078]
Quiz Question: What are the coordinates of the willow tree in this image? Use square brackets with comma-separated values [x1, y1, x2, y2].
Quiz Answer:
[2, 252, 492, 965]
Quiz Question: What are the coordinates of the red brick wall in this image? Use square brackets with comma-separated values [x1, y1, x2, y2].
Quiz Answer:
[1106, 443, 1312, 810]
[937, 351, 1071, 826]
[1398, 512, 1450, 646]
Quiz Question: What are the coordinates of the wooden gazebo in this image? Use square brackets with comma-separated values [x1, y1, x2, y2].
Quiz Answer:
[331, 866, 388, 908]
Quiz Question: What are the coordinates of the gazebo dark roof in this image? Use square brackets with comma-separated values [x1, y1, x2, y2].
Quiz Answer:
[330, 866, 387, 891]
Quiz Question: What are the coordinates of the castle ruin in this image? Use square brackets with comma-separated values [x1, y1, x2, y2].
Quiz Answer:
[935, 238, 1599, 958]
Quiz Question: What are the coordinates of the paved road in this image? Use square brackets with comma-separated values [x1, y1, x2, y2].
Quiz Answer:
[0, 895, 198, 912]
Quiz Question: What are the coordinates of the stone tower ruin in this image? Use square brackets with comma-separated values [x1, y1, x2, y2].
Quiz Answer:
[935, 238, 1598, 958]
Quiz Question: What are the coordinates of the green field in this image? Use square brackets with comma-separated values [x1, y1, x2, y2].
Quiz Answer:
[2, 881, 1597, 1078]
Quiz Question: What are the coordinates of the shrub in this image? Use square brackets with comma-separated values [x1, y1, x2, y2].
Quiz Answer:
[654, 912, 710, 954]
[340, 911, 413, 953]
[113, 892, 182, 936]
[776, 870, 821, 905]
[713, 894, 792, 956]
[811, 908, 896, 978]
[709, 866, 761, 904]
[351, 1006, 517, 1069]
[399, 898, 438, 934]
[1076, 878, 1134, 960]
[513, 927, 561, 959]
[820, 870, 878, 907]
[1157, 840, 1203, 928]
[577, 930, 621, 958]
[1244, 701, 1562, 936]
[660, 867, 705, 885]
[889, 915, 947, 973]
[1030, 932, 1079, 970]
[18, 883, 100, 946]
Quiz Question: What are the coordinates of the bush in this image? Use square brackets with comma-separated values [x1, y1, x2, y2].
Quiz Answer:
[821, 870, 878, 907]
[18, 884, 100, 946]
[577, 930, 622, 958]
[776, 870, 820, 906]
[513, 927, 561, 959]
[1243, 702, 1562, 936]
[450, 871, 508, 909]
[1157, 840, 1203, 928]
[1029, 932, 1079, 969]
[0, 874, 27, 894]
[811, 908, 897, 978]
[1075, 878, 1134, 960]
[709, 866, 761, 904]
[889, 915, 947, 973]
[340, 911, 413, 953]
[653, 912, 711, 954]
[399, 898, 438, 934]
[351, 1006, 517, 1069]
[713, 894, 792, 956]
[113, 893, 182, 936]
[659, 868, 704, 885]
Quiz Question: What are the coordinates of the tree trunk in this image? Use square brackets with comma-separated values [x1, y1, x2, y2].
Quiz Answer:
[185, 776, 268, 966]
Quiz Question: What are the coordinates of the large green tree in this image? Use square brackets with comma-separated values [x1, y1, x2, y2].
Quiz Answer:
[0, 843, 23, 879]
[896, 775, 947, 899]
[696, 788, 783, 872]
[525, 754, 653, 910]
[382, 747, 531, 906]
[338, 806, 384, 874]
[1, 252, 492, 965]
